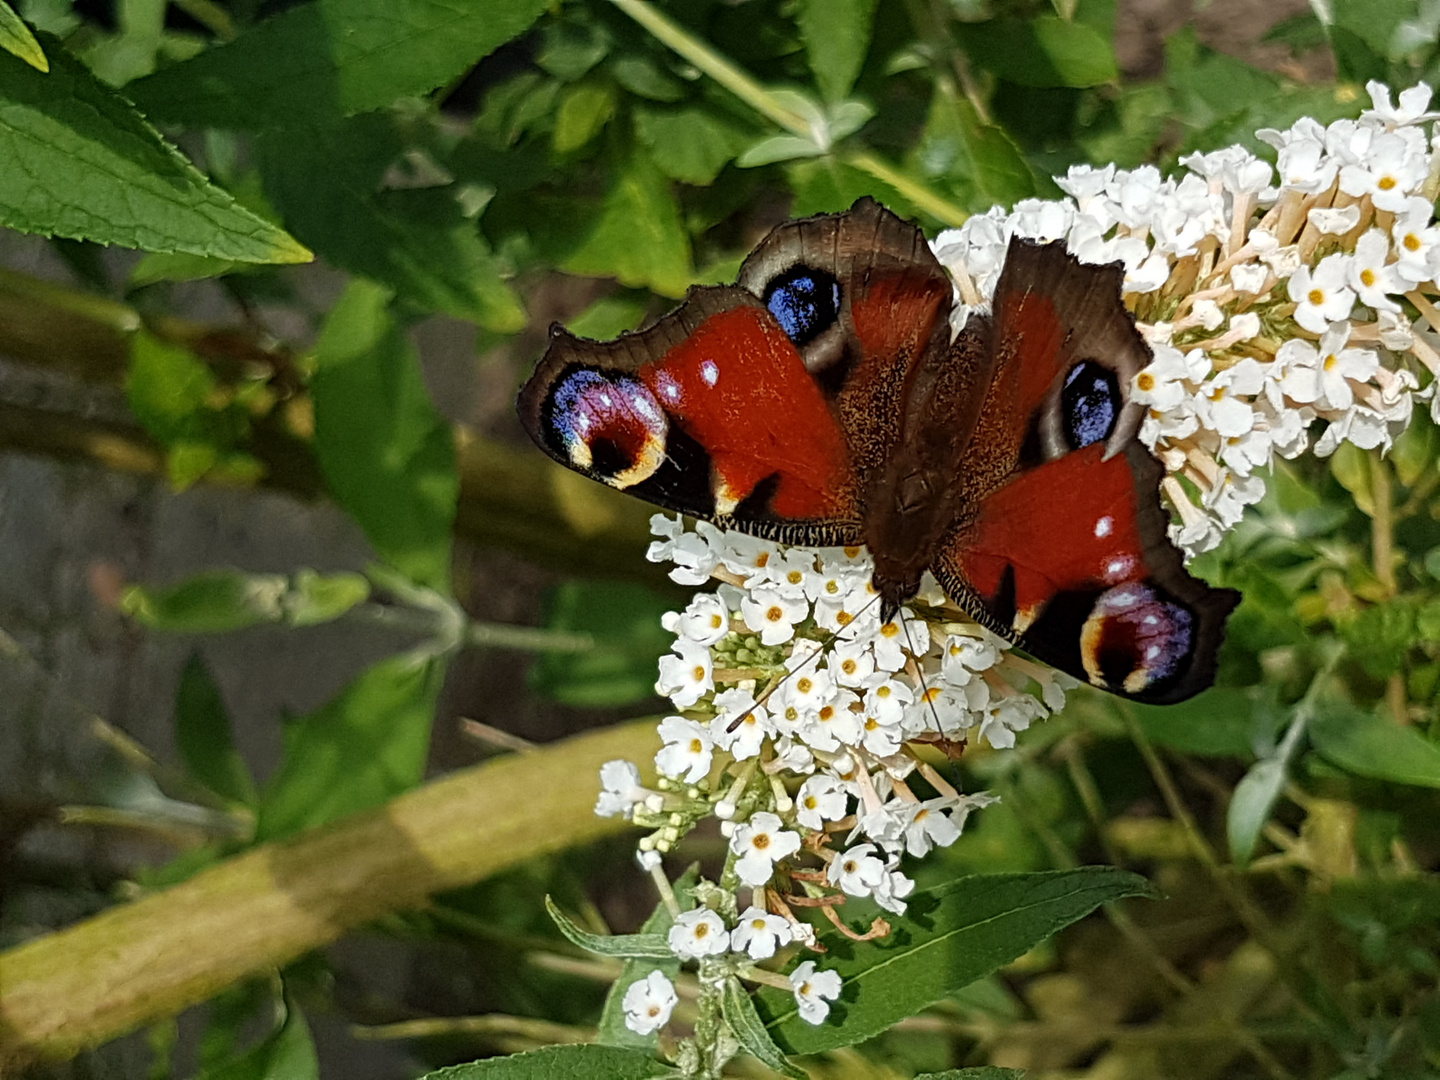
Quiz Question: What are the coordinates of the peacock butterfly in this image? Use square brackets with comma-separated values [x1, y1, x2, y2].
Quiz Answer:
[518, 198, 1239, 704]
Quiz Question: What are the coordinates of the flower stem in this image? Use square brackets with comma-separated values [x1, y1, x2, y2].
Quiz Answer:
[608, 0, 970, 227]
[1369, 451, 1409, 724]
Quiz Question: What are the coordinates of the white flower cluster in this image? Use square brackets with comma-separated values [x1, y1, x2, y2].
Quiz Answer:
[599, 516, 1046, 1029]
[933, 80, 1439, 557]
[592, 82, 1438, 1043]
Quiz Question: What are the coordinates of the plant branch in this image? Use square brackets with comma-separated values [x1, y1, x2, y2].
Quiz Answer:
[0, 720, 660, 1068]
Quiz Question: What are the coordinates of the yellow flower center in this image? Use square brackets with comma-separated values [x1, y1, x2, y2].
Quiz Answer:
[1404, 233, 1421, 251]
[689, 738, 703, 753]
[788, 570, 804, 585]
[693, 665, 706, 681]
[766, 605, 784, 623]
[1136, 372, 1155, 392]
[797, 677, 813, 694]
[1324, 353, 1338, 371]
[753, 833, 771, 851]
[841, 659, 857, 675]
[881, 622, 900, 638]
[1360, 268, 1376, 287]
[1308, 288, 1325, 306]
[1378, 175, 1397, 190]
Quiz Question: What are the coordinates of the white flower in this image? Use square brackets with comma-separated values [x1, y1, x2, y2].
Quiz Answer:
[730, 906, 794, 960]
[739, 586, 809, 646]
[902, 797, 965, 856]
[827, 639, 875, 687]
[872, 609, 930, 671]
[873, 863, 916, 916]
[1347, 229, 1403, 312]
[730, 811, 802, 887]
[668, 907, 730, 960]
[622, 970, 677, 1035]
[1363, 80, 1440, 127]
[720, 533, 782, 579]
[861, 674, 914, 726]
[1276, 325, 1379, 412]
[654, 716, 714, 783]
[798, 690, 863, 751]
[649, 516, 722, 585]
[711, 688, 774, 760]
[859, 711, 904, 757]
[1287, 253, 1355, 333]
[1338, 129, 1429, 212]
[827, 842, 886, 898]
[795, 774, 850, 829]
[1392, 196, 1439, 283]
[596, 760, 647, 819]
[656, 640, 713, 708]
[790, 961, 843, 1025]
[977, 693, 1045, 750]
[667, 592, 730, 647]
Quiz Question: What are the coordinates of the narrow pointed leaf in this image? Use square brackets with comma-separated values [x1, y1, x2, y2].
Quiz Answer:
[545, 897, 674, 960]
[598, 866, 699, 1049]
[1310, 701, 1440, 788]
[175, 654, 257, 808]
[721, 977, 806, 1079]
[793, 0, 877, 102]
[0, 2, 46, 71]
[0, 40, 308, 262]
[755, 868, 1155, 1054]
[416, 1044, 674, 1080]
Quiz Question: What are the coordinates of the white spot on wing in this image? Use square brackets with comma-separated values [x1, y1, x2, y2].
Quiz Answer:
[700, 359, 719, 386]
[1094, 515, 1113, 538]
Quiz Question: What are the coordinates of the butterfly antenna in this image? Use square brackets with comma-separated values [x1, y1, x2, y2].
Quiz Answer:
[723, 590, 885, 734]
[898, 611, 943, 735]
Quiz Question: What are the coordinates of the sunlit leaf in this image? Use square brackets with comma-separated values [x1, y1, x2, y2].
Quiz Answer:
[0, 1, 47, 71]
[0, 40, 308, 262]
[415, 1045, 672, 1079]
[755, 868, 1155, 1053]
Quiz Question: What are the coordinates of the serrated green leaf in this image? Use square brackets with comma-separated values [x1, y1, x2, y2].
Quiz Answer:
[1310, 700, 1440, 789]
[175, 654, 257, 808]
[529, 581, 672, 708]
[127, 0, 549, 130]
[418, 1045, 674, 1080]
[0, 37, 308, 262]
[0, 2, 47, 71]
[958, 16, 1117, 88]
[256, 653, 444, 841]
[793, 0, 877, 102]
[755, 868, 1155, 1054]
[121, 569, 285, 634]
[197, 997, 318, 1080]
[721, 977, 806, 1079]
[545, 896, 675, 960]
[257, 115, 525, 330]
[634, 105, 750, 185]
[561, 150, 692, 297]
[312, 280, 458, 592]
[598, 866, 699, 1050]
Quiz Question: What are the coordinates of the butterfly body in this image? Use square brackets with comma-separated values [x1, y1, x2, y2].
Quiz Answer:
[519, 198, 1239, 703]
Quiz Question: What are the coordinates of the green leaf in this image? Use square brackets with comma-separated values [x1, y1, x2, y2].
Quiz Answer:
[1310, 701, 1440, 790]
[127, 0, 550, 130]
[416, 1045, 674, 1080]
[634, 105, 750, 185]
[175, 654, 257, 808]
[912, 87, 1035, 209]
[793, 0, 877, 102]
[916, 1071, 1026, 1080]
[564, 293, 649, 340]
[257, 115, 525, 330]
[0, 2, 47, 71]
[721, 976, 806, 1079]
[197, 998, 318, 1080]
[256, 653, 444, 841]
[529, 581, 673, 708]
[312, 280, 458, 592]
[1129, 688, 1261, 757]
[1342, 599, 1416, 679]
[122, 569, 370, 632]
[0, 37, 308, 262]
[958, 16, 1117, 88]
[561, 150, 692, 297]
[121, 569, 285, 633]
[129, 252, 245, 288]
[598, 866, 699, 1050]
[544, 896, 675, 960]
[553, 82, 615, 153]
[1228, 757, 1288, 867]
[756, 868, 1155, 1054]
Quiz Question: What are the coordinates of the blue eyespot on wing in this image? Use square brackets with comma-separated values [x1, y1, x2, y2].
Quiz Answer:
[1061, 360, 1120, 450]
[763, 267, 842, 347]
